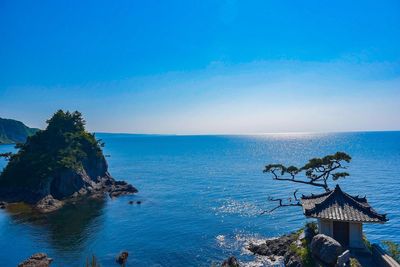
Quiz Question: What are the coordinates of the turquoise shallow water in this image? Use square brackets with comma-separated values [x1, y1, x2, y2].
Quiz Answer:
[0, 132, 399, 266]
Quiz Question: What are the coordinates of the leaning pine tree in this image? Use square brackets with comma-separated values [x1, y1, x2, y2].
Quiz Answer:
[262, 152, 351, 213]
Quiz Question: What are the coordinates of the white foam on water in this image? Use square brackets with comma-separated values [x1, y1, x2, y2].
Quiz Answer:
[215, 233, 284, 267]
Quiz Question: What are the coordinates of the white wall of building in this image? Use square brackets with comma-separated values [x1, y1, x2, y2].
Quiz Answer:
[349, 222, 364, 248]
[318, 219, 333, 236]
[317, 219, 364, 248]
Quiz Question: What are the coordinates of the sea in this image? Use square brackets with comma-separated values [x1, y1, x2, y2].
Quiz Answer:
[0, 132, 399, 266]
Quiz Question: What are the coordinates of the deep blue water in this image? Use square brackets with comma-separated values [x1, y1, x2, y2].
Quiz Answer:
[0, 132, 399, 266]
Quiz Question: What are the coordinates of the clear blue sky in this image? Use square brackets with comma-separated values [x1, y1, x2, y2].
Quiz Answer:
[1, 0, 399, 134]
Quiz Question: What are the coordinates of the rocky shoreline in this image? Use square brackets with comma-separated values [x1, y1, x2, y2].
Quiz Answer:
[219, 222, 360, 267]
[0, 174, 138, 213]
[248, 233, 304, 267]
[221, 223, 319, 267]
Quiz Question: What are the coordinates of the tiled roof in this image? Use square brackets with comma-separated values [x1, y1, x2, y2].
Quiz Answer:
[301, 184, 387, 223]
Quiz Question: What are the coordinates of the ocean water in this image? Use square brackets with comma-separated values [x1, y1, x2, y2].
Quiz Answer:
[0, 132, 399, 266]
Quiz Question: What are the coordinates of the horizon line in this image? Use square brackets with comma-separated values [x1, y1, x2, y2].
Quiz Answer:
[92, 129, 400, 136]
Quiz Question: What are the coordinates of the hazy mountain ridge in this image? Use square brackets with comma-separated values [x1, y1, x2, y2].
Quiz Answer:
[0, 117, 39, 144]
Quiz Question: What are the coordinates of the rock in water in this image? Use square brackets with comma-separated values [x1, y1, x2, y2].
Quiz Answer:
[18, 253, 53, 267]
[116, 251, 129, 265]
[311, 234, 343, 266]
[35, 195, 64, 213]
[221, 256, 240, 267]
[108, 181, 138, 198]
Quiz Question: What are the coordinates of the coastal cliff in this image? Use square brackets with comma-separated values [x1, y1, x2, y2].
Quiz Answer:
[0, 110, 137, 212]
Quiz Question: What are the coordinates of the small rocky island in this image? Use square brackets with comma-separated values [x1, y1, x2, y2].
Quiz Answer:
[0, 110, 137, 213]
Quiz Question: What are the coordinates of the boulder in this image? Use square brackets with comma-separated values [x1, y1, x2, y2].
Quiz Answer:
[18, 253, 53, 267]
[311, 234, 343, 266]
[116, 251, 129, 265]
[221, 256, 240, 267]
[35, 195, 64, 213]
[0, 201, 6, 209]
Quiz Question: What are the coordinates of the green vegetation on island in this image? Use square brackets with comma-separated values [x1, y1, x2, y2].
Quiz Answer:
[0, 117, 39, 144]
[0, 110, 104, 191]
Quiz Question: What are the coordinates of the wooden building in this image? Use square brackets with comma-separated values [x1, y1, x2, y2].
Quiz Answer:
[301, 184, 387, 248]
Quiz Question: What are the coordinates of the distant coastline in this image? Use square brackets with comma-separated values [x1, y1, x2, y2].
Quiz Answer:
[0, 117, 39, 144]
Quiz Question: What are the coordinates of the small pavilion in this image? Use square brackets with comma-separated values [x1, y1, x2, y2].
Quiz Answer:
[301, 184, 387, 248]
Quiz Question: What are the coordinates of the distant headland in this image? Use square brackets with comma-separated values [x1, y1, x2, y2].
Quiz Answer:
[0, 117, 39, 144]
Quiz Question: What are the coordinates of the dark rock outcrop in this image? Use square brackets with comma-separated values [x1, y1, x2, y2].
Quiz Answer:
[311, 234, 343, 266]
[116, 251, 129, 265]
[249, 234, 294, 256]
[35, 195, 64, 213]
[221, 256, 240, 267]
[18, 253, 53, 267]
[108, 180, 138, 198]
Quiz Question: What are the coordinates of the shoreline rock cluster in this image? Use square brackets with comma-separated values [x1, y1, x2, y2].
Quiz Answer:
[248, 233, 303, 267]
[0, 174, 138, 213]
[222, 223, 318, 267]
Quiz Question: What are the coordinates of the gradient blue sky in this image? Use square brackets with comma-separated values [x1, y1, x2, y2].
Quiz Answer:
[1, 0, 399, 134]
